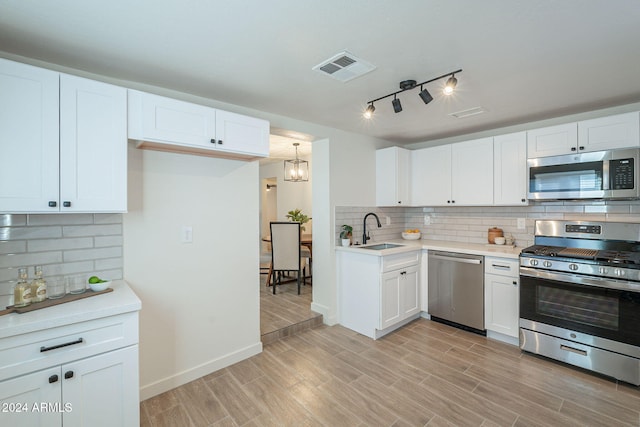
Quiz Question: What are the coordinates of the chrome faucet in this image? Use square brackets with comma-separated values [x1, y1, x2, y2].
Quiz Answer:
[363, 212, 382, 244]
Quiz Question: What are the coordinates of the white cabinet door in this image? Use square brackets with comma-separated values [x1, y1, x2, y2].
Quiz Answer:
[527, 123, 578, 158]
[493, 132, 528, 205]
[484, 274, 519, 338]
[401, 265, 420, 318]
[0, 58, 59, 213]
[0, 367, 62, 426]
[215, 110, 270, 157]
[128, 89, 216, 148]
[376, 147, 410, 206]
[410, 145, 451, 206]
[63, 345, 139, 427]
[60, 75, 127, 212]
[451, 138, 494, 205]
[380, 270, 401, 330]
[578, 112, 640, 152]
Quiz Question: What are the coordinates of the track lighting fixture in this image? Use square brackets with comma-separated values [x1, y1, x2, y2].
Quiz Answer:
[392, 95, 402, 113]
[363, 69, 462, 119]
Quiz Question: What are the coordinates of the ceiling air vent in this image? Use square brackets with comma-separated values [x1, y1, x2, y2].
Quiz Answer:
[312, 51, 376, 83]
[449, 107, 487, 119]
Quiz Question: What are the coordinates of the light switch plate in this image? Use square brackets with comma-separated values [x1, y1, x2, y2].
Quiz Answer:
[424, 215, 431, 225]
[517, 218, 526, 229]
[386, 216, 391, 225]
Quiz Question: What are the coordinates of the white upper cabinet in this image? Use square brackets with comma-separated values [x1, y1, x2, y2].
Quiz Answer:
[376, 147, 410, 206]
[528, 112, 639, 158]
[493, 132, 528, 205]
[410, 138, 493, 206]
[578, 112, 640, 152]
[451, 137, 494, 205]
[0, 59, 127, 213]
[410, 145, 451, 206]
[60, 74, 127, 212]
[527, 123, 577, 158]
[0, 58, 60, 212]
[128, 90, 269, 159]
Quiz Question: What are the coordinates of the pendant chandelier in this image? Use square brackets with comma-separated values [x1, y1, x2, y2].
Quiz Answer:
[284, 143, 309, 182]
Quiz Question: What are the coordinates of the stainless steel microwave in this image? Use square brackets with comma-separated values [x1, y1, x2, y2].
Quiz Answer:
[528, 148, 640, 200]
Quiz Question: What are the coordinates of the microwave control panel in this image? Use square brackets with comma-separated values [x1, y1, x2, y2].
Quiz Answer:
[610, 158, 634, 189]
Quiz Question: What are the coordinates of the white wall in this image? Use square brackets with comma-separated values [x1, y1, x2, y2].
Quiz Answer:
[123, 146, 261, 399]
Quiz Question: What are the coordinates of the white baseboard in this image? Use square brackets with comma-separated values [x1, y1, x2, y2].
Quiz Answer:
[310, 301, 337, 325]
[139, 341, 262, 400]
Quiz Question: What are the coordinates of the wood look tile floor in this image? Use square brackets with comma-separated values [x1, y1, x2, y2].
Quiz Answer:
[140, 319, 640, 427]
[259, 273, 316, 336]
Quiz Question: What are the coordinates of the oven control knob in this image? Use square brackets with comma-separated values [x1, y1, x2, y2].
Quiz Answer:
[614, 268, 625, 277]
[529, 259, 538, 266]
[599, 267, 608, 274]
[543, 261, 552, 268]
[568, 264, 578, 271]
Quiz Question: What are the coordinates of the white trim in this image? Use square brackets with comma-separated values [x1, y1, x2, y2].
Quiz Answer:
[139, 341, 262, 400]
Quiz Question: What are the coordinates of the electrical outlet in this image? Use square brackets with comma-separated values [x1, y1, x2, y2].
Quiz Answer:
[386, 216, 391, 226]
[517, 218, 526, 230]
[182, 226, 193, 243]
[424, 215, 431, 225]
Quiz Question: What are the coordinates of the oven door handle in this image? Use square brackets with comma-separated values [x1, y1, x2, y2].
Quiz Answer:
[520, 266, 640, 293]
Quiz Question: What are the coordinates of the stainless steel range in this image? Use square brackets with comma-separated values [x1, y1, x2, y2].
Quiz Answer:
[519, 220, 640, 385]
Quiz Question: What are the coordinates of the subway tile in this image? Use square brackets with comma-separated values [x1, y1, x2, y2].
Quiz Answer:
[94, 257, 123, 271]
[0, 214, 27, 227]
[93, 213, 123, 225]
[94, 269, 123, 281]
[62, 224, 122, 237]
[0, 267, 22, 283]
[94, 235, 124, 247]
[0, 252, 63, 269]
[0, 240, 27, 255]
[28, 237, 93, 252]
[0, 226, 62, 241]
[27, 214, 94, 226]
[64, 247, 122, 262]
[40, 261, 95, 278]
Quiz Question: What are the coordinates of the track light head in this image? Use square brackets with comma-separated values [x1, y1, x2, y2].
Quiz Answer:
[392, 96, 402, 113]
[363, 103, 375, 119]
[418, 86, 433, 105]
[444, 74, 458, 95]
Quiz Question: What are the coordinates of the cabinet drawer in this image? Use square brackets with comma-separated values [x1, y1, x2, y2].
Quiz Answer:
[485, 257, 519, 277]
[0, 311, 138, 381]
[381, 251, 420, 272]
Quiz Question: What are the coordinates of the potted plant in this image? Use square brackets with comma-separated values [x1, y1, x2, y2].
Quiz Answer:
[340, 224, 353, 246]
[286, 208, 310, 231]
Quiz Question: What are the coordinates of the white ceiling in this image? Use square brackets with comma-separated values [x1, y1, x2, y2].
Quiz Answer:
[1, 1, 640, 144]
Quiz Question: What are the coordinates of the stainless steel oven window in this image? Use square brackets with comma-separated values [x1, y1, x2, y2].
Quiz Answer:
[537, 285, 619, 330]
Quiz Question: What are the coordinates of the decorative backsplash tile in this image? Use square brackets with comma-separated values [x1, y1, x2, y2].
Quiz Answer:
[0, 214, 123, 303]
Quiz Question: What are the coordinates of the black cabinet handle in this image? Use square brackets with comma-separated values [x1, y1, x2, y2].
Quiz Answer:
[210, 138, 216, 144]
[521, 198, 526, 203]
[49, 374, 59, 384]
[48, 201, 57, 207]
[40, 338, 84, 353]
[579, 146, 585, 150]
[447, 200, 451, 204]
[513, 281, 517, 285]
[63, 201, 71, 208]
[571, 147, 577, 151]
[397, 201, 402, 204]
[451, 200, 455, 204]
[218, 140, 223, 145]
[64, 371, 74, 380]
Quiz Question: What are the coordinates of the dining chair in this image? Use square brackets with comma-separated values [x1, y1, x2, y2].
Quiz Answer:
[269, 221, 306, 294]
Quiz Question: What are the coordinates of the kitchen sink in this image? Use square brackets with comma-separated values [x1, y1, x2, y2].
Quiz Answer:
[360, 243, 404, 250]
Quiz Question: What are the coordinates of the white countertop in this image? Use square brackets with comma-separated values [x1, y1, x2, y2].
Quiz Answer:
[0, 280, 141, 339]
[336, 238, 521, 259]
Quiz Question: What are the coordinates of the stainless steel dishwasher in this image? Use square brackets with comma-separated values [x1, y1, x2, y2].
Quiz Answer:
[428, 250, 485, 332]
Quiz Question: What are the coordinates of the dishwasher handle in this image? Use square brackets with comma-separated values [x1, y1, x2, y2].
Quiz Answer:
[430, 253, 483, 265]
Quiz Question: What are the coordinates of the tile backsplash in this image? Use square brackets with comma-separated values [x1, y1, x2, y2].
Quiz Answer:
[336, 200, 640, 248]
[0, 213, 123, 303]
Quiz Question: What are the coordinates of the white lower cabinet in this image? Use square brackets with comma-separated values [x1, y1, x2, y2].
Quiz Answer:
[0, 310, 140, 426]
[484, 257, 520, 344]
[338, 249, 421, 339]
